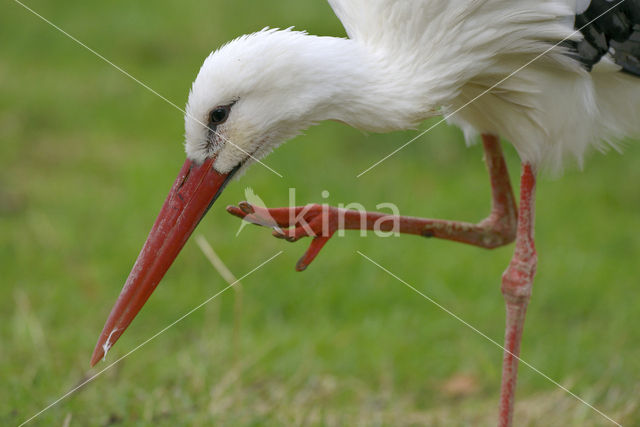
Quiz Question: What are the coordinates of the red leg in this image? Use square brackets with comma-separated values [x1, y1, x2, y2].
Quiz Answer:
[227, 134, 517, 270]
[498, 163, 537, 427]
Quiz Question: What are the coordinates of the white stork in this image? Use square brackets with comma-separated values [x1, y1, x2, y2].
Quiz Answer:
[91, 1, 640, 425]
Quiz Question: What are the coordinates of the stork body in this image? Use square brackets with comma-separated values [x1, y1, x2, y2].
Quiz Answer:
[92, 1, 640, 425]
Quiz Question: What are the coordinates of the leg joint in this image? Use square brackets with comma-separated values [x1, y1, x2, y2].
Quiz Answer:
[477, 210, 518, 249]
[501, 253, 537, 304]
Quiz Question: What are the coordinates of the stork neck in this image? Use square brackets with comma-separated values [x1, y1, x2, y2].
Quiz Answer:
[303, 36, 442, 132]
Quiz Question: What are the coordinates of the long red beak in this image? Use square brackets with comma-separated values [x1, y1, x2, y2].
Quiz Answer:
[90, 156, 236, 366]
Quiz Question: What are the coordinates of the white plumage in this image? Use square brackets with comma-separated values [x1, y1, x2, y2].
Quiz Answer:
[184, 0, 640, 175]
[92, 3, 638, 423]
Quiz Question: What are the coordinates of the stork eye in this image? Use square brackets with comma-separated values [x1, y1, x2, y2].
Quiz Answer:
[209, 106, 230, 125]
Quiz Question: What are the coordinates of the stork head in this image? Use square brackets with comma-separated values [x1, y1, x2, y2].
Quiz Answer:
[185, 28, 356, 173]
[90, 29, 357, 365]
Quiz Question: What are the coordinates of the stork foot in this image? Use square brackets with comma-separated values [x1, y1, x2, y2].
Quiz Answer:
[227, 202, 338, 271]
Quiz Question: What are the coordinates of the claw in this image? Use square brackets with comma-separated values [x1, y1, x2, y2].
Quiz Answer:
[272, 230, 287, 239]
[238, 201, 255, 214]
[226, 205, 247, 218]
[271, 229, 297, 243]
[296, 236, 332, 271]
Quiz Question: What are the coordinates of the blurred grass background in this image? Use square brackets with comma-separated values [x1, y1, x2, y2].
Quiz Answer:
[1, 0, 639, 425]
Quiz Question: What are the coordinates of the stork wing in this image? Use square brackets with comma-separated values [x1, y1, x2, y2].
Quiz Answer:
[571, 0, 640, 76]
[328, 0, 640, 77]
[327, 0, 377, 41]
[326, 0, 486, 51]
[327, 0, 438, 45]
[327, 0, 574, 49]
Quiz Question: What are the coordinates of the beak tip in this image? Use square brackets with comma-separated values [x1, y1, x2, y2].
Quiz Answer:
[90, 347, 103, 367]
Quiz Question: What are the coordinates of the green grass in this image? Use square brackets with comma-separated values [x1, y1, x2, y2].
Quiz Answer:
[2, 1, 639, 425]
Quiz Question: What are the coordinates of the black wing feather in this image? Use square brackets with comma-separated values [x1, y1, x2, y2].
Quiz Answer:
[568, 0, 640, 76]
